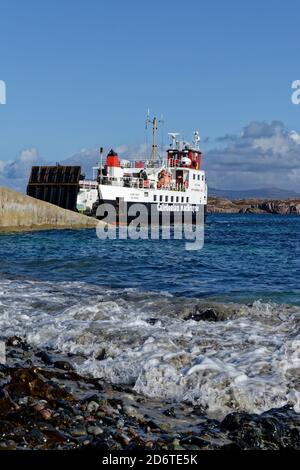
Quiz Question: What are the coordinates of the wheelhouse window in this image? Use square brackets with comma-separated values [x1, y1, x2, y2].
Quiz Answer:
[153, 195, 157, 202]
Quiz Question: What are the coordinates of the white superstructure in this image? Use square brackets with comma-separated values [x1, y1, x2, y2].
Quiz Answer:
[76, 121, 207, 221]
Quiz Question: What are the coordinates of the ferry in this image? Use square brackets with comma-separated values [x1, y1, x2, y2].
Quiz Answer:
[76, 117, 208, 223]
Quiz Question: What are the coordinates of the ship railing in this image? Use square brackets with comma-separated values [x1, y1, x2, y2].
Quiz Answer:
[167, 158, 184, 168]
[99, 176, 188, 191]
[120, 158, 169, 170]
[165, 158, 195, 169]
[123, 177, 157, 190]
[99, 158, 196, 171]
[157, 183, 187, 192]
[99, 176, 156, 189]
[79, 180, 98, 190]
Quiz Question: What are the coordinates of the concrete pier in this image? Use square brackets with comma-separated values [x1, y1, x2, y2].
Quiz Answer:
[0, 187, 98, 232]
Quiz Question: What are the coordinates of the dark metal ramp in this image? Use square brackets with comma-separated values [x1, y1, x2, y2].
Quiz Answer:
[27, 166, 81, 211]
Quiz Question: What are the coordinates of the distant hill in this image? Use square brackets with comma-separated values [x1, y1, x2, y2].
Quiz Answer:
[62, 149, 100, 179]
[209, 187, 300, 200]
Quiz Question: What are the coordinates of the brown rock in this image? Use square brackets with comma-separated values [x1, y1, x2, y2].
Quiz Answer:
[208, 196, 300, 215]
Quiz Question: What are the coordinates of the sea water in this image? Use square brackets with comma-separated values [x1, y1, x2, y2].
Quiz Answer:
[0, 214, 299, 418]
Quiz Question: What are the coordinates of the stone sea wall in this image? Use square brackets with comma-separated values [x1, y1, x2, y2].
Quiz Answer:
[0, 187, 98, 231]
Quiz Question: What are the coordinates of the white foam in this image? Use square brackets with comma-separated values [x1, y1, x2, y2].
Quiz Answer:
[0, 277, 299, 418]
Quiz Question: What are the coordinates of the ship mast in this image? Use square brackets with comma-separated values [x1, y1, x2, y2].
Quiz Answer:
[146, 110, 164, 160]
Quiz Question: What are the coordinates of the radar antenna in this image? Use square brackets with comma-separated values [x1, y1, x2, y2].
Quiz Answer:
[193, 131, 201, 150]
[168, 133, 180, 149]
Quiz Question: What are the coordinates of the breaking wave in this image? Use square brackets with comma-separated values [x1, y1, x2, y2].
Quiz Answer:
[0, 276, 299, 419]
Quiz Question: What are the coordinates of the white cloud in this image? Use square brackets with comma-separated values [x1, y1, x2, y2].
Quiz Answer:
[205, 121, 300, 190]
[19, 148, 39, 164]
[0, 160, 9, 174]
[289, 130, 300, 144]
[0, 147, 41, 192]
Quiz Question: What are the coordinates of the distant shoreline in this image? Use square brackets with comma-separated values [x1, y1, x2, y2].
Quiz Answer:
[208, 196, 300, 215]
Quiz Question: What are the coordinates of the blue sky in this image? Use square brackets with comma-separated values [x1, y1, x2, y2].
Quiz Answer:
[1, 0, 300, 189]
